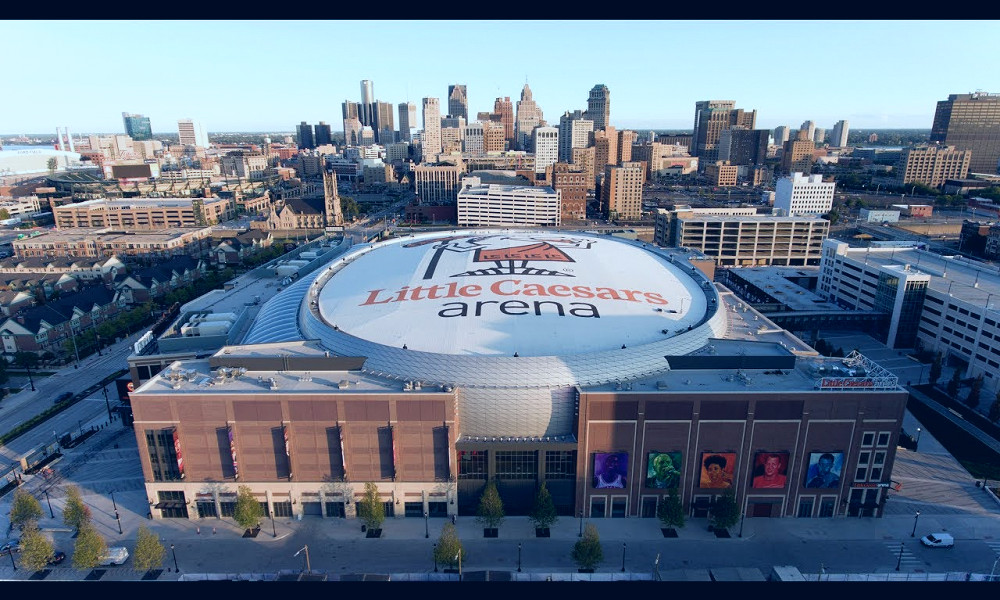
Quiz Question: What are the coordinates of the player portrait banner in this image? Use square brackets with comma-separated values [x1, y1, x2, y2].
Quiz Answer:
[228, 424, 239, 480]
[645, 451, 682, 489]
[804, 451, 844, 489]
[172, 428, 185, 479]
[593, 452, 628, 489]
[699, 452, 736, 489]
[751, 451, 789, 489]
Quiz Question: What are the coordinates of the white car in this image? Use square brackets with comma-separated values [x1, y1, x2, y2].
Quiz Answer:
[99, 546, 130, 565]
[920, 533, 954, 548]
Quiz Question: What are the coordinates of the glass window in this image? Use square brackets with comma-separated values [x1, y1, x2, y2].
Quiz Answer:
[495, 451, 537, 480]
[876, 432, 890, 447]
[458, 450, 487, 480]
[869, 467, 883, 481]
[855, 467, 868, 481]
[272, 501, 292, 518]
[861, 432, 875, 447]
[544, 451, 576, 480]
[859, 451, 871, 464]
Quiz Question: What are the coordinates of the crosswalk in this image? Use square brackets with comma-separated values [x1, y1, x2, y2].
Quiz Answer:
[885, 542, 921, 569]
[985, 541, 1000, 558]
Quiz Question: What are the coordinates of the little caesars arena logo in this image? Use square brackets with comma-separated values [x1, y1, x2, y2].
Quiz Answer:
[359, 235, 669, 319]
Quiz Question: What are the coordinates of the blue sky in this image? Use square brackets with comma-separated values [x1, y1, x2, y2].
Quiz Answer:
[4, 20, 998, 134]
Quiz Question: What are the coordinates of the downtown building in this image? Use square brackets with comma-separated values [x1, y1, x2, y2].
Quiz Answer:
[931, 92, 1000, 175]
[129, 231, 907, 522]
[692, 100, 757, 165]
[896, 145, 971, 188]
[774, 172, 835, 216]
[456, 182, 561, 226]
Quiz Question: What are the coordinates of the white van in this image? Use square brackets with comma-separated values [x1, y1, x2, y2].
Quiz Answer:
[920, 533, 954, 548]
[99, 546, 130, 566]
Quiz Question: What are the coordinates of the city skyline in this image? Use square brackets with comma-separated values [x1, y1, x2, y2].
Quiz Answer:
[3, 20, 999, 134]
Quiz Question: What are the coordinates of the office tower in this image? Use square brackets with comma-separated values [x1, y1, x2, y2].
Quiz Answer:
[617, 130, 637, 164]
[360, 80, 375, 127]
[551, 162, 588, 221]
[375, 101, 395, 144]
[343, 101, 361, 141]
[464, 121, 484, 155]
[297, 121, 315, 149]
[780, 130, 814, 174]
[829, 120, 850, 148]
[515, 84, 543, 151]
[800, 120, 816, 141]
[421, 98, 442, 162]
[483, 121, 506, 153]
[897, 145, 971, 188]
[692, 100, 756, 164]
[344, 118, 362, 146]
[314, 122, 332, 147]
[493, 97, 515, 147]
[558, 110, 594, 162]
[122, 112, 152, 141]
[398, 102, 416, 142]
[601, 162, 645, 220]
[773, 126, 790, 146]
[360, 127, 375, 146]
[814, 128, 826, 145]
[571, 146, 597, 191]
[931, 92, 1000, 174]
[774, 172, 835, 216]
[178, 119, 209, 148]
[448, 85, 468, 121]
[586, 84, 611, 130]
[718, 128, 769, 166]
[592, 127, 618, 174]
[532, 126, 559, 174]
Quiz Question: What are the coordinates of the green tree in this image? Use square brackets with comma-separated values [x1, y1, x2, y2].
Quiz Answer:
[132, 525, 165, 570]
[656, 487, 686, 530]
[571, 523, 603, 571]
[10, 488, 43, 529]
[966, 375, 984, 410]
[825, 208, 841, 225]
[358, 482, 385, 531]
[433, 523, 465, 569]
[13, 351, 39, 370]
[71, 523, 107, 570]
[46, 157, 58, 174]
[947, 368, 962, 397]
[475, 479, 505, 530]
[17, 522, 54, 571]
[0, 209, 9, 220]
[528, 482, 558, 531]
[929, 353, 943, 386]
[62, 485, 91, 532]
[710, 488, 740, 532]
[989, 393, 1000, 424]
[233, 485, 263, 531]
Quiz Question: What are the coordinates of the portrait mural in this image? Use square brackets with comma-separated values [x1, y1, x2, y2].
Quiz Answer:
[804, 452, 844, 488]
[699, 452, 736, 489]
[751, 451, 789, 489]
[646, 451, 682, 489]
[593, 452, 628, 489]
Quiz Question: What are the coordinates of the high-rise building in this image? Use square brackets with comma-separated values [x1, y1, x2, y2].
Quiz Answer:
[375, 101, 395, 144]
[592, 127, 618, 174]
[122, 112, 152, 141]
[344, 118, 362, 147]
[829, 120, 850, 148]
[178, 119, 209, 148]
[360, 80, 375, 127]
[457, 183, 561, 227]
[463, 122, 484, 155]
[800, 120, 816, 142]
[571, 146, 597, 191]
[343, 101, 361, 143]
[774, 172, 835, 216]
[586, 84, 610, 130]
[896, 145, 971, 188]
[314, 122, 332, 147]
[448, 85, 468, 121]
[780, 130, 815, 174]
[558, 110, 593, 162]
[773, 126, 790, 146]
[483, 121, 506, 153]
[718, 128, 769, 166]
[414, 163, 464, 204]
[617, 130, 637, 164]
[515, 84, 543, 151]
[421, 98, 442, 162]
[931, 92, 1000, 175]
[296, 121, 315, 150]
[814, 128, 826, 145]
[601, 161, 645, 220]
[398, 102, 416, 142]
[493, 97, 515, 148]
[692, 100, 756, 164]
[550, 162, 588, 221]
[532, 126, 559, 175]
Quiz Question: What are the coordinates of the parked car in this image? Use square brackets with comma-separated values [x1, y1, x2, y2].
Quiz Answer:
[54, 392, 73, 404]
[98, 546, 129, 566]
[0, 539, 21, 554]
[48, 550, 66, 565]
[920, 533, 954, 548]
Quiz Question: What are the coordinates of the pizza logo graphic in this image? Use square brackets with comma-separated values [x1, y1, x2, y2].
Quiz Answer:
[403, 235, 594, 280]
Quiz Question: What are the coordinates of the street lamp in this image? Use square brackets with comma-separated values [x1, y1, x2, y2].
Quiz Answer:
[455, 552, 462, 581]
[270, 508, 276, 538]
[578, 510, 583, 537]
[115, 510, 122, 534]
[895, 541, 903, 571]
[102, 385, 113, 422]
[294, 545, 311, 573]
[915, 428, 922, 449]
[424, 510, 429, 538]
[24, 361, 34, 392]
[7, 546, 15, 570]
[69, 323, 80, 368]
[111, 490, 117, 511]
[911, 510, 920, 537]
[170, 543, 179, 572]
[44, 490, 54, 518]
[621, 542, 626, 572]
[433, 543, 438, 572]
[517, 543, 522, 573]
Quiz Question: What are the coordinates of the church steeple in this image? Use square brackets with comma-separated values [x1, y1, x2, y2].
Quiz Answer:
[324, 168, 343, 227]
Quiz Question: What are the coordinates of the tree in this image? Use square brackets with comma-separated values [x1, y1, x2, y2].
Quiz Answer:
[433, 523, 465, 569]
[947, 368, 962, 397]
[710, 488, 740, 532]
[929, 353, 943, 386]
[656, 487, 686, 530]
[46, 157, 58, 174]
[475, 479, 505, 530]
[0, 209, 9, 220]
[825, 208, 841, 225]
[571, 523, 603, 571]
[72, 523, 107, 570]
[989, 393, 1000, 424]
[358, 482, 385, 531]
[132, 525, 165, 570]
[62, 485, 91, 532]
[10, 488, 43, 529]
[528, 482, 558, 531]
[233, 485, 263, 531]
[966, 375, 984, 410]
[13, 351, 39, 370]
[17, 522, 53, 571]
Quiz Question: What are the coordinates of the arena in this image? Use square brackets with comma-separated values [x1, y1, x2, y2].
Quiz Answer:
[131, 230, 908, 522]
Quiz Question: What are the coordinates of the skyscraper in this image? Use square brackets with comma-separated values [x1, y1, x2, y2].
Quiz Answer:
[586, 85, 611, 130]
[448, 85, 468, 121]
[691, 100, 756, 164]
[558, 110, 593, 162]
[314, 122, 332, 146]
[398, 102, 416, 142]
[532, 126, 559, 174]
[829, 120, 850, 148]
[718, 128, 769, 166]
[515, 84, 543, 151]
[375, 101, 395, 144]
[360, 80, 375, 127]
[493, 97, 515, 148]
[122, 112, 152, 141]
[421, 98, 442, 162]
[800, 120, 816, 142]
[931, 92, 1000, 175]
[296, 121, 315, 149]
[773, 126, 791, 147]
[178, 118, 209, 148]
